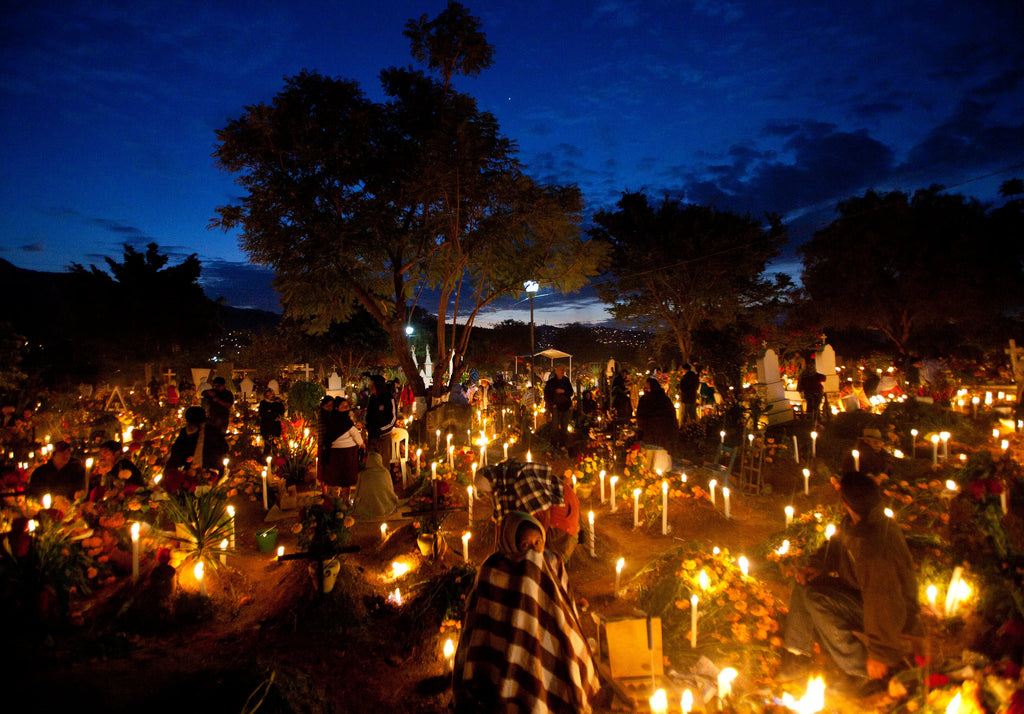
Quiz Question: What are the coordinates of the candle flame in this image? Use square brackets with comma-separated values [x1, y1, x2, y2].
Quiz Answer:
[681, 689, 693, 713]
[946, 692, 962, 714]
[443, 638, 455, 658]
[717, 667, 738, 698]
[42, 494, 51, 509]
[781, 675, 826, 713]
[738, 555, 749, 576]
[649, 689, 667, 713]
[615, 557, 625, 574]
[776, 539, 790, 555]
[392, 561, 410, 578]
[825, 524, 836, 540]
[131, 521, 140, 539]
[193, 560, 204, 581]
[699, 569, 709, 590]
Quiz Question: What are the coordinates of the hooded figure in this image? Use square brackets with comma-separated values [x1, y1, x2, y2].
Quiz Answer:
[453, 511, 599, 713]
[351, 452, 399, 519]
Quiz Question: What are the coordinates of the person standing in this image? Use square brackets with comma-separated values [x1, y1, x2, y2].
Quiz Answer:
[544, 365, 574, 449]
[366, 374, 398, 465]
[798, 359, 827, 426]
[679, 363, 699, 423]
[257, 388, 286, 455]
[321, 397, 364, 501]
[201, 376, 234, 435]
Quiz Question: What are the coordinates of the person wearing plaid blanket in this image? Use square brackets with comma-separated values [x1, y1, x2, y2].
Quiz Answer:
[475, 461, 566, 533]
[453, 512, 600, 713]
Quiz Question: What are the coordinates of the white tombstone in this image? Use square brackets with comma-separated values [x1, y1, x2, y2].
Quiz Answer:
[240, 375, 255, 401]
[816, 345, 840, 393]
[756, 348, 793, 426]
[268, 379, 280, 394]
[191, 368, 211, 394]
[327, 371, 344, 397]
[79, 383, 94, 398]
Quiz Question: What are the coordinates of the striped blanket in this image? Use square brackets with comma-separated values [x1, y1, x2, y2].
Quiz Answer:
[453, 548, 599, 713]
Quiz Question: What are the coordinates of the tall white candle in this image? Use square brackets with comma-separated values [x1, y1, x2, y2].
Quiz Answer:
[194, 561, 206, 597]
[852, 449, 860, 471]
[661, 481, 669, 535]
[467, 485, 474, 521]
[448, 445, 454, 468]
[266, 455, 273, 480]
[588, 511, 596, 557]
[131, 521, 140, 583]
[431, 462, 437, 480]
[415, 448, 422, 477]
[802, 468, 810, 496]
[690, 594, 698, 647]
[615, 557, 624, 597]
[42, 493, 51, 509]
[220, 538, 228, 565]
[223, 457, 230, 479]
[85, 457, 93, 494]
[793, 435, 799, 463]
[682, 690, 693, 713]
[435, 429, 441, 452]
[447, 433, 452, 452]
[610, 476, 618, 512]
[462, 532, 471, 563]
[1002, 489, 1009, 515]
[633, 488, 641, 527]
[723, 487, 731, 519]
[810, 431, 817, 459]
[262, 469, 269, 510]
[940, 431, 950, 460]
[381, 523, 388, 542]
[503, 442, 509, 461]
[650, 689, 667, 714]
[931, 434, 940, 465]
[785, 505, 794, 527]
[599, 469, 606, 503]
[227, 505, 236, 548]
[720, 430, 725, 444]
[479, 444, 486, 467]
[709, 479, 717, 506]
[526, 450, 532, 463]
[910, 428, 918, 458]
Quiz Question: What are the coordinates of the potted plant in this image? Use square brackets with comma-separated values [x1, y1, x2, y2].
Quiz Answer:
[293, 493, 354, 592]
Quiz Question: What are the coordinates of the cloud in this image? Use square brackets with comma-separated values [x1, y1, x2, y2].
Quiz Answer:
[198, 259, 281, 313]
[20, 243, 45, 253]
[89, 218, 149, 239]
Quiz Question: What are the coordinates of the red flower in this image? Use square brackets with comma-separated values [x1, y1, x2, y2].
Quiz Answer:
[915, 655, 931, 667]
[927, 673, 949, 687]
[123, 485, 138, 495]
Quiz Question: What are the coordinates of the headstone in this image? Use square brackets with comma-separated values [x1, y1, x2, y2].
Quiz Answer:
[240, 375, 255, 401]
[79, 383, 94, 398]
[755, 348, 793, 426]
[816, 345, 840, 393]
[212, 362, 234, 384]
[267, 379, 280, 394]
[327, 371, 343, 396]
[191, 368, 211, 394]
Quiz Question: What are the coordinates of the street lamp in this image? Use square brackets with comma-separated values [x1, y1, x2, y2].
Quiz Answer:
[524, 280, 539, 385]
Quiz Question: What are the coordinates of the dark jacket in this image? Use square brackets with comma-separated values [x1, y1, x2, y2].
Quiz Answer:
[812, 505, 920, 666]
[544, 374, 574, 412]
[679, 370, 699, 404]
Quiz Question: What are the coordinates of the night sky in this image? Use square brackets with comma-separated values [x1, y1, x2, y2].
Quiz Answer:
[2, 1, 1022, 325]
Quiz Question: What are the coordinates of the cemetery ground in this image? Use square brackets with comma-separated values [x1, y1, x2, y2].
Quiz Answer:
[3, 411, 1023, 714]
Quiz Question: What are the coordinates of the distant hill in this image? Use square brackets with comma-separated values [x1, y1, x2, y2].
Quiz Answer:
[218, 304, 281, 332]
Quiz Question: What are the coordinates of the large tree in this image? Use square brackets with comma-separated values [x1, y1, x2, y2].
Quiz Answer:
[213, 3, 604, 399]
[799, 187, 1024, 356]
[589, 192, 789, 363]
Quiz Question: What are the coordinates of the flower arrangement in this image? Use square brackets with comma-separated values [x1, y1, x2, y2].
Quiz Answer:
[762, 504, 845, 582]
[160, 481, 233, 570]
[636, 543, 787, 682]
[408, 477, 463, 537]
[275, 417, 316, 486]
[293, 493, 354, 557]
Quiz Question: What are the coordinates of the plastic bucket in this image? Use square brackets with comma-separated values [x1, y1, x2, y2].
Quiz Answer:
[256, 526, 278, 553]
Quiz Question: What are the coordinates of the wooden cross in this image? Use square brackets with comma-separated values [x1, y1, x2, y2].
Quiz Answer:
[163, 368, 177, 383]
[278, 545, 359, 596]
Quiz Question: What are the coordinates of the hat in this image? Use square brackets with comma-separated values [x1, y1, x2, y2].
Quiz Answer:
[212, 376, 226, 385]
[861, 427, 884, 443]
[184, 406, 207, 425]
[840, 471, 880, 517]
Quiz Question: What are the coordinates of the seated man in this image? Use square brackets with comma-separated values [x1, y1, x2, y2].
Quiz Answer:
[781, 472, 920, 696]
[28, 440, 86, 501]
[93, 439, 145, 491]
[351, 451, 399, 519]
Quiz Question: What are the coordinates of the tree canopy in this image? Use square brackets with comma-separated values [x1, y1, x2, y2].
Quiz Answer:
[589, 192, 789, 364]
[799, 186, 1024, 355]
[213, 3, 604, 397]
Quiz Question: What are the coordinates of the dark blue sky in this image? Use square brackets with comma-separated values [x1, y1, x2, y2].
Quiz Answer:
[2, 1, 1022, 324]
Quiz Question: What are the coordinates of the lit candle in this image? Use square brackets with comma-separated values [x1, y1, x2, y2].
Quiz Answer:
[927, 584, 938, 610]
[852, 449, 860, 471]
[131, 521, 140, 583]
[1002, 488, 1009, 515]
[194, 560, 206, 597]
[503, 442, 509, 461]
[84, 456, 94, 494]
[479, 444, 486, 467]
[1002, 439, 1010, 452]
[467, 485, 474, 521]
[614, 557, 624, 597]
[993, 428, 1000, 440]
[718, 668, 738, 701]
[940, 431, 950, 460]
[42, 493, 51, 509]
[661, 481, 669, 535]
[227, 505, 235, 548]
[738, 555, 748, 576]
[223, 457, 230, 479]
[448, 444, 454, 468]
[793, 435, 800, 463]
[931, 434, 940, 465]
[415, 448, 422, 477]
[910, 428, 918, 458]
[277, 545, 285, 559]
[610, 476, 618, 512]
[681, 689, 693, 714]
[588, 511, 596, 557]
[262, 469, 268, 510]
[443, 638, 455, 672]
[810, 431, 817, 459]
[633, 488, 641, 527]
[802, 468, 810, 496]
[649, 689, 667, 714]
[462, 531, 471, 563]
[220, 538, 228, 565]
[599, 469, 606, 503]
[709, 479, 717, 506]
[785, 505, 794, 527]
[381, 523, 388, 542]
[446, 433, 452, 452]
[690, 594, 698, 647]
[720, 429, 726, 444]
[526, 449, 532, 463]
[723, 487, 731, 519]
[431, 462, 437, 480]
[266, 455, 272, 480]
[435, 429, 441, 452]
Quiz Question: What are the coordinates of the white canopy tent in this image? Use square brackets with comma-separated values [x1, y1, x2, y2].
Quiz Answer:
[536, 348, 572, 380]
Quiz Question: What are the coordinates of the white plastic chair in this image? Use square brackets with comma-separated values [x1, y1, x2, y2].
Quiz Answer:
[390, 428, 410, 486]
